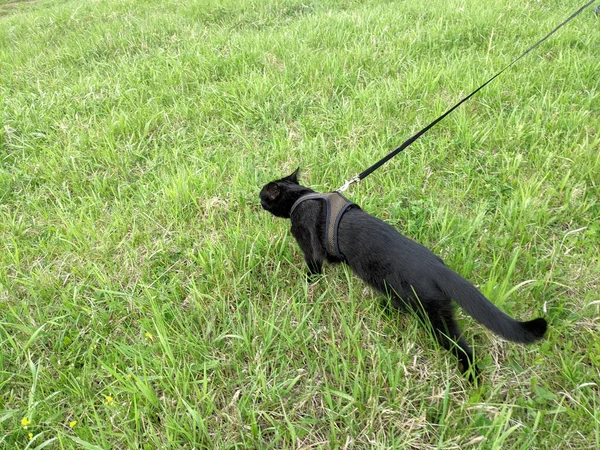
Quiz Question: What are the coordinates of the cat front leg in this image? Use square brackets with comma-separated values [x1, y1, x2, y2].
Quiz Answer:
[298, 238, 324, 280]
[292, 225, 325, 281]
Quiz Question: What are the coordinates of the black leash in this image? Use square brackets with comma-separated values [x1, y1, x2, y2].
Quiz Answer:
[337, 0, 596, 192]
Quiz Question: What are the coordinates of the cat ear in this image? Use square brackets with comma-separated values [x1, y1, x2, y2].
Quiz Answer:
[266, 183, 280, 200]
[285, 167, 300, 184]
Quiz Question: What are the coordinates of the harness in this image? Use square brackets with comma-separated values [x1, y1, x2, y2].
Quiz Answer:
[289, 192, 357, 260]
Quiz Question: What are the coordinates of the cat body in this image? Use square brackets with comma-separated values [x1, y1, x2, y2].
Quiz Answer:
[260, 169, 547, 379]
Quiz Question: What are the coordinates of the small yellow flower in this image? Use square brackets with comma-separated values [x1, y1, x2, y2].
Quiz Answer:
[28, 433, 33, 440]
[21, 417, 30, 429]
[69, 420, 77, 428]
[127, 373, 133, 379]
[104, 395, 114, 405]
[145, 332, 154, 341]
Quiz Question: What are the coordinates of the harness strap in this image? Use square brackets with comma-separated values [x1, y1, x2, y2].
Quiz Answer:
[290, 192, 357, 259]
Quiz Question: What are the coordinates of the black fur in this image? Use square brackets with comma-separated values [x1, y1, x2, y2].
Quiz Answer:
[260, 169, 547, 380]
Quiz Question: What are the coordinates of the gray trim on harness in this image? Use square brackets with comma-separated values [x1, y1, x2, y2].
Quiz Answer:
[289, 192, 357, 260]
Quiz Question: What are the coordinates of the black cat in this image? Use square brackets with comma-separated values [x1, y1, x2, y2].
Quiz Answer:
[260, 168, 547, 380]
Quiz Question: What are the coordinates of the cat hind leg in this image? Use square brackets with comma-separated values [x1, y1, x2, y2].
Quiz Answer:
[424, 304, 479, 382]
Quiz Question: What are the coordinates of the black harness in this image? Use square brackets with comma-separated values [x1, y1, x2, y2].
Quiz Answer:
[289, 192, 357, 260]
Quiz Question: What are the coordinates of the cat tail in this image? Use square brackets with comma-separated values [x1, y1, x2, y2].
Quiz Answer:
[437, 267, 547, 344]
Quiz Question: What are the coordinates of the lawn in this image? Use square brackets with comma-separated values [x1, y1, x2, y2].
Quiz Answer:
[1, 0, 599, 448]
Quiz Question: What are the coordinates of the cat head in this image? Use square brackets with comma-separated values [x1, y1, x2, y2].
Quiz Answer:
[260, 167, 310, 218]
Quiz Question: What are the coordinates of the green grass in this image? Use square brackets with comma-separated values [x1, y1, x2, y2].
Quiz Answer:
[1, 0, 599, 448]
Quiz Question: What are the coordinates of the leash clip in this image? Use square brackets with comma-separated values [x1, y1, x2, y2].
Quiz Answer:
[336, 175, 360, 193]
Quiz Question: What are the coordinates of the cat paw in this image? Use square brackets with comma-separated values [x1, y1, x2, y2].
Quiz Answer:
[461, 363, 481, 384]
[306, 272, 323, 283]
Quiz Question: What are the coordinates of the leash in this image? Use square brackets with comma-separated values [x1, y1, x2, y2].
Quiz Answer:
[337, 0, 596, 193]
